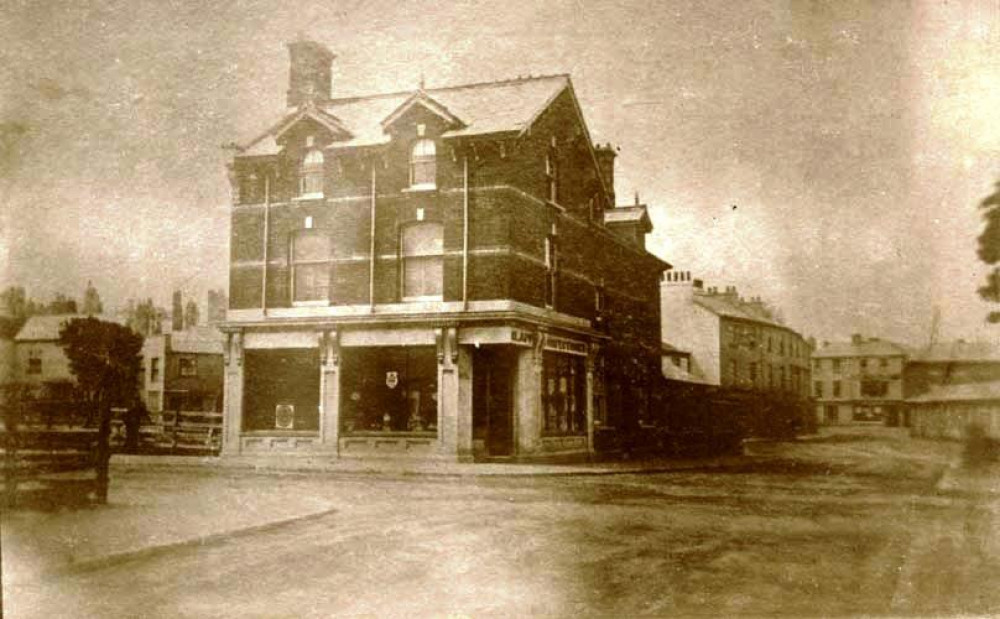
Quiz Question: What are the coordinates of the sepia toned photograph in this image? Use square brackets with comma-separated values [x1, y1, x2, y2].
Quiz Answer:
[1, 0, 998, 616]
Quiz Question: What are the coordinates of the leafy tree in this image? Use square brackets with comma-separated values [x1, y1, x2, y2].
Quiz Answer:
[58, 317, 144, 502]
[47, 292, 77, 314]
[184, 299, 200, 329]
[81, 280, 103, 315]
[978, 181, 1000, 322]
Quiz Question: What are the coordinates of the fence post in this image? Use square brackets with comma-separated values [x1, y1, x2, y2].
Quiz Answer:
[172, 410, 180, 453]
[94, 405, 112, 504]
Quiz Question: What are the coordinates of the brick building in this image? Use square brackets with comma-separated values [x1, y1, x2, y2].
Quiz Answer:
[660, 272, 812, 397]
[220, 40, 668, 461]
[141, 326, 225, 415]
[812, 334, 908, 425]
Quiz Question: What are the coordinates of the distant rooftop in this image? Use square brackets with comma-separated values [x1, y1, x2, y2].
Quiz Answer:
[813, 336, 909, 359]
[15, 314, 128, 342]
[910, 340, 1000, 363]
[692, 292, 786, 331]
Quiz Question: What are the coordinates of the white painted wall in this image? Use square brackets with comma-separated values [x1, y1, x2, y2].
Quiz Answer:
[660, 279, 721, 386]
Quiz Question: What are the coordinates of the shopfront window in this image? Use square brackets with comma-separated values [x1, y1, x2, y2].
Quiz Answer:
[340, 347, 438, 435]
[243, 349, 320, 432]
[542, 352, 585, 436]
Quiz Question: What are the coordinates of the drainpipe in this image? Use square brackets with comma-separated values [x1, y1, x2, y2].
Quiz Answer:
[369, 161, 377, 311]
[462, 154, 470, 310]
[261, 172, 270, 316]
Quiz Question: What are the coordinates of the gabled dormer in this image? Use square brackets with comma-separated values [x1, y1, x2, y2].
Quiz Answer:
[272, 108, 353, 200]
[381, 91, 466, 192]
[381, 90, 465, 134]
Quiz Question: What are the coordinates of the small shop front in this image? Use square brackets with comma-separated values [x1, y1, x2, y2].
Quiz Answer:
[221, 322, 600, 461]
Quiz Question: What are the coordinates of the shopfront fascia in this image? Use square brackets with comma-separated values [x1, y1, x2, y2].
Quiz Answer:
[221, 322, 604, 461]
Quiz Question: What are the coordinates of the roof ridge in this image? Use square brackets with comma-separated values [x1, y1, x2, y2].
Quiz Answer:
[326, 73, 570, 105]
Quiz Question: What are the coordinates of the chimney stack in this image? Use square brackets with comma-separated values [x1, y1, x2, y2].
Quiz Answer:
[286, 39, 335, 109]
[593, 143, 617, 206]
[851, 333, 863, 345]
[171, 290, 183, 332]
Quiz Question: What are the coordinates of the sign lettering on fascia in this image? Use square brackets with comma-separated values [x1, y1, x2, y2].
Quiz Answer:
[543, 335, 587, 356]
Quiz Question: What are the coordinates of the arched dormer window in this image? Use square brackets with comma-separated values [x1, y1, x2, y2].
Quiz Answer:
[401, 222, 443, 301]
[299, 148, 324, 198]
[409, 139, 437, 189]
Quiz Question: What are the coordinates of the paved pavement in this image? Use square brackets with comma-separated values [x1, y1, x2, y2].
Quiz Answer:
[3, 427, 997, 617]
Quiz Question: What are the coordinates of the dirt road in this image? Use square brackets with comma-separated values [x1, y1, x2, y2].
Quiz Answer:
[6, 428, 997, 617]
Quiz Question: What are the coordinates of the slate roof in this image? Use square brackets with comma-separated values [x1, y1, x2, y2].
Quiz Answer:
[813, 338, 909, 359]
[692, 293, 786, 330]
[241, 74, 571, 155]
[15, 315, 83, 342]
[604, 205, 652, 231]
[170, 326, 225, 355]
[910, 341, 1000, 364]
[15, 314, 128, 342]
[907, 380, 1000, 403]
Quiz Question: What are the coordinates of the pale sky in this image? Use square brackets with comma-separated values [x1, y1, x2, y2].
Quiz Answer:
[1, 0, 998, 346]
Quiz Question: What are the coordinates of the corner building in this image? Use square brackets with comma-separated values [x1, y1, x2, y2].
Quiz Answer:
[221, 41, 669, 461]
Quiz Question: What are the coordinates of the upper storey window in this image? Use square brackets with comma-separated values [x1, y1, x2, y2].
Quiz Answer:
[299, 147, 325, 198]
[291, 230, 330, 304]
[409, 139, 437, 189]
[401, 222, 444, 301]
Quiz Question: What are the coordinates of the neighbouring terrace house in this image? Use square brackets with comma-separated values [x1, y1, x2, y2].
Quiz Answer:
[141, 326, 225, 415]
[13, 315, 82, 402]
[660, 272, 812, 399]
[220, 39, 669, 461]
[812, 334, 908, 425]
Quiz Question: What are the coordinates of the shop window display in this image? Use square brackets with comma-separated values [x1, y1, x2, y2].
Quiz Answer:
[542, 352, 586, 436]
[243, 349, 320, 432]
[340, 347, 438, 435]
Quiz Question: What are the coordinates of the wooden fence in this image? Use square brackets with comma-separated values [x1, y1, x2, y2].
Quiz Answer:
[111, 410, 222, 455]
[1, 423, 106, 508]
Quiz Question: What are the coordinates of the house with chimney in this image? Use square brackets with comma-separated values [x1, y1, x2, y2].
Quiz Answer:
[812, 334, 908, 425]
[219, 39, 669, 461]
[660, 271, 812, 400]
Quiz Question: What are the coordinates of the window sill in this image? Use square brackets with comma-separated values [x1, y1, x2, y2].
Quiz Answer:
[402, 184, 437, 193]
[241, 430, 319, 437]
[292, 300, 330, 307]
[341, 431, 437, 438]
[402, 296, 444, 303]
[293, 193, 325, 201]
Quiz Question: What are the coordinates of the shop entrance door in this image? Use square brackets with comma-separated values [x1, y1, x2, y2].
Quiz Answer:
[473, 348, 513, 457]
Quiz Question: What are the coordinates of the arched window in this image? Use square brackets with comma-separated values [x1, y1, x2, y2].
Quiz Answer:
[401, 222, 443, 301]
[291, 230, 330, 303]
[409, 139, 437, 189]
[299, 149, 324, 197]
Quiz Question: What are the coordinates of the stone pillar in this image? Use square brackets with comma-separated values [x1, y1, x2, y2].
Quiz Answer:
[515, 336, 543, 456]
[320, 329, 340, 454]
[222, 331, 244, 456]
[437, 327, 471, 461]
[455, 342, 473, 462]
[586, 344, 597, 455]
